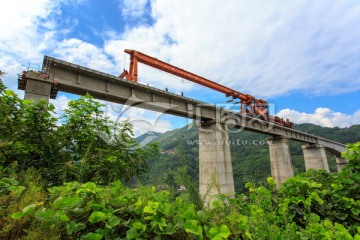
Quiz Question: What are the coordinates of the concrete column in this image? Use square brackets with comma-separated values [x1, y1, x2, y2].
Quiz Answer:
[198, 121, 234, 207]
[24, 78, 52, 102]
[302, 144, 329, 172]
[267, 136, 294, 187]
[335, 156, 348, 172]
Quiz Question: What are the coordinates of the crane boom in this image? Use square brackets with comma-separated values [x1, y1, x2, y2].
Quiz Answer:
[119, 49, 272, 120]
[121, 49, 256, 104]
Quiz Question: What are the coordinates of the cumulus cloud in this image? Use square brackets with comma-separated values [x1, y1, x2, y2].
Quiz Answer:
[0, 56, 25, 96]
[49, 94, 70, 120]
[3, 0, 360, 98]
[121, 0, 149, 18]
[277, 108, 360, 128]
[0, 0, 59, 61]
[0, 0, 84, 91]
[53, 39, 117, 74]
[106, 0, 360, 98]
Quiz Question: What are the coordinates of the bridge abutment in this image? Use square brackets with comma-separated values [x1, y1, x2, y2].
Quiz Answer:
[267, 136, 294, 186]
[335, 156, 348, 172]
[302, 144, 329, 172]
[197, 121, 234, 207]
[24, 78, 51, 102]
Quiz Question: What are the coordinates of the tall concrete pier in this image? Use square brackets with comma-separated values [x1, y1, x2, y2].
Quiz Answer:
[198, 121, 234, 206]
[302, 144, 329, 172]
[335, 156, 348, 172]
[267, 136, 294, 186]
[24, 78, 52, 102]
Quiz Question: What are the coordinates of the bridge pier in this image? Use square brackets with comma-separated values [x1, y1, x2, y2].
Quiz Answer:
[197, 121, 234, 207]
[267, 136, 294, 187]
[24, 78, 51, 102]
[268, 136, 294, 187]
[302, 144, 329, 172]
[335, 156, 348, 172]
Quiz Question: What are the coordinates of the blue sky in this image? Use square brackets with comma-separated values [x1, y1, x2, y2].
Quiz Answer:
[1, 0, 360, 135]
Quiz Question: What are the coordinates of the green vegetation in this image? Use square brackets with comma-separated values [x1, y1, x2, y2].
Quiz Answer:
[0, 81, 159, 186]
[0, 81, 359, 239]
[142, 122, 360, 193]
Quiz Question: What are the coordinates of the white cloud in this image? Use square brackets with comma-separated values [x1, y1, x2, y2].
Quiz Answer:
[0, 56, 25, 96]
[121, 0, 149, 18]
[277, 108, 360, 128]
[53, 39, 117, 74]
[0, 0, 67, 93]
[3, 0, 360, 98]
[49, 94, 70, 120]
[106, 0, 360, 98]
[0, 0, 59, 61]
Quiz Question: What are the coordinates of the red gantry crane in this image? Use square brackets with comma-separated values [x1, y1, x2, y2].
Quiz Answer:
[120, 49, 293, 128]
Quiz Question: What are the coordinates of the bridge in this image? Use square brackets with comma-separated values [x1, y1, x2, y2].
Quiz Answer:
[19, 55, 348, 205]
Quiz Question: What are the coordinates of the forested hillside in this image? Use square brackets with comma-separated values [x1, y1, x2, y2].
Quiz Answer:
[141, 122, 360, 192]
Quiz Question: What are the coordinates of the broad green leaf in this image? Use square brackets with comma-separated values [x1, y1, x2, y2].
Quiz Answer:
[158, 217, 167, 231]
[126, 228, 139, 240]
[90, 203, 103, 211]
[66, 221, 86, 235]
[54, 196, 80, 210]
[81, 182, 98, 193]
[308, 213, 320, 224]
[81, 232, 103, 240]
[11, 203, 37, 219]
[22, 99, 32, 105]
[197, 210, 208, 223]
[35, 209, 70, 223]
[209, 227, 219, 236]
[8, 185, 26, 196]
[105, 215, 121, 229]
[144, 201, 159, 214]
[184, 220, 199, 235]
[182, 209, 196, 220]
[23, 203, 37, 212]
[133, 221, 146, 231]
[323, 219, 333, 229]
[89, 211, 108, 223]
[219, 225, 231, 238]
[11, 211, 26, 219]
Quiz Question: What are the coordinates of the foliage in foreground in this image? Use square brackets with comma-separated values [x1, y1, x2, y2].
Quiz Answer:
[0, 82, 159, 186]
[0, 143, 358, 239]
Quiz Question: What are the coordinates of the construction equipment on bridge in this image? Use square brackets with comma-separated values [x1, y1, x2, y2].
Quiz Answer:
[17, 70, 58, 99]
[120, 49, 293, 128]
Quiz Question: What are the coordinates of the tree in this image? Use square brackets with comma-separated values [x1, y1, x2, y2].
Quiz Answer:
[0, 84, 59, 178]
[54, 94, 160, 185]
[0, 84, 159, 186]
